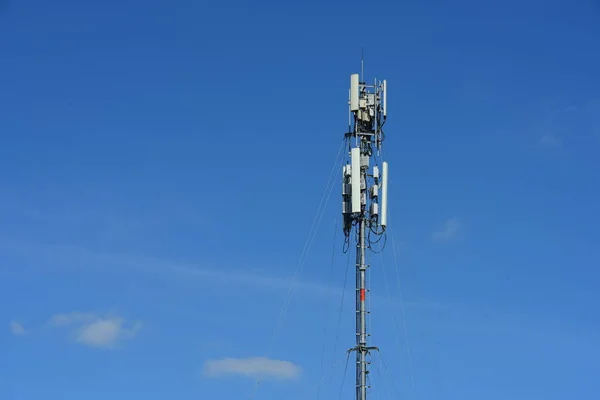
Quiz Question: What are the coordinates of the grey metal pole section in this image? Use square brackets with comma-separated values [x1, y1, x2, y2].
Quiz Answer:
[356, 211, 368, 400]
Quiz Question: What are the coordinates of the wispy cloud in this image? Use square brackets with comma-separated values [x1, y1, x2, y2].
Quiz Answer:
[0, 238, 441, 312]
[555, 105, 578, 113]
[533, 98, 600, 148]
[202, 357, 301, 380]
[432, 217, 461, 242]
[49, 312, 141, 349]
[9, 321, 27, 336]
[539, 134, 562, 147]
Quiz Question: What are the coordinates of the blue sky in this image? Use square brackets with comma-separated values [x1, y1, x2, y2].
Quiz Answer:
[1, 0, 599, 398]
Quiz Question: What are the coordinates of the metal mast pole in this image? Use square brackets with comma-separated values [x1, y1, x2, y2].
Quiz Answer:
[356, 214, 368, 400]
[342, 65, 389, 400]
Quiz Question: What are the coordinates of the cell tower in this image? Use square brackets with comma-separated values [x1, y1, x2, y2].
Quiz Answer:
[342, 64, 388, 400]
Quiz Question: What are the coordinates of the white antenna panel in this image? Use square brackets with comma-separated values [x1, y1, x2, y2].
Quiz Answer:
[343, 164, 351, 178]
[380, 161, 388, 228]
[383, 80, 387, 117]
[371, 185, 378, 198]
[350, 74, 360, 112]
[351, 147, 361, 213]
[370, 202, 379, 217]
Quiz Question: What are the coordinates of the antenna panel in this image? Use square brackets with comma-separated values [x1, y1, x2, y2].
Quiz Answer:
[371, 185, 378, 198]
[380, 161, 388, 228]
[343, 184, 351, 196]
[370, 202, 379, 217]
[350, 74, 360, 112]
[351, 147, 361, 213]
[383, 80, 387, 117]
[342, 201, 351, 214]
[343, 164, 351, 178]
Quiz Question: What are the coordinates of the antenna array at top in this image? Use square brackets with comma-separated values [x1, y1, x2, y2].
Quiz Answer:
[342, 70, 388, 237]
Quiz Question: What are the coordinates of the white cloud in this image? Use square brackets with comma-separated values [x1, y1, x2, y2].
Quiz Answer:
[202, 357, 301, 380]
[50, 312, 95, 326]
[49, 312, 141, 349]
[432, 217, 461, 241]
[9, 321, 26, 335]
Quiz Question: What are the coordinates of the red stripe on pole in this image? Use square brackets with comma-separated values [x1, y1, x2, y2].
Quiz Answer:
[360, 288, 365, 302]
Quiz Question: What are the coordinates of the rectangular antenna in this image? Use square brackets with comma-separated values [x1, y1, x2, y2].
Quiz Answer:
[383, 80, 387, 117]
[350, 74, 359, 112]
[351, 147, 361, 213]
[380, 161, 388, 228]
